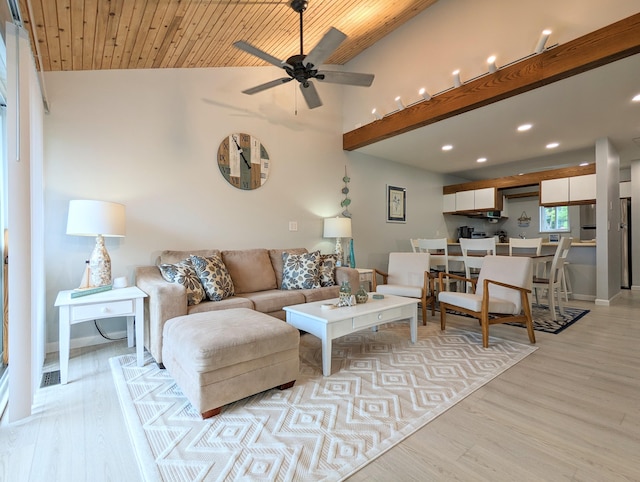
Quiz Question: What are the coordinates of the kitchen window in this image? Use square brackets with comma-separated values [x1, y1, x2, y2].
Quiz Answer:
[540, 206, 570, 232]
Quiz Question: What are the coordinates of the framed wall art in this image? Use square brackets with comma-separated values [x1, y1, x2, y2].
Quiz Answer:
[386, 185, 406, 223]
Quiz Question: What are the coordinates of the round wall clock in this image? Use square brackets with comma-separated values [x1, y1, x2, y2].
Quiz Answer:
[217, 133, 270, 190]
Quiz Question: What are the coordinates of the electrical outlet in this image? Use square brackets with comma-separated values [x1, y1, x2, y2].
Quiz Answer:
[289, 221, 298, 232]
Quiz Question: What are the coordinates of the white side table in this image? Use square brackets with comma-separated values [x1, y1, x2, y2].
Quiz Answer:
[54, 286, 147, 384]
[356, 268, 374, 291]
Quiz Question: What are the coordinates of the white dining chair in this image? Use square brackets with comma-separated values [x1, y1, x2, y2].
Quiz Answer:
[459, 238, 497, 293]
[416, 238, 461, 292]
[509, 237, 543, 276]
[532, 236, 572, 321]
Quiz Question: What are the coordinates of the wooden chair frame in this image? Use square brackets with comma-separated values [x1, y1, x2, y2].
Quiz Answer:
[438, 272, 535, 348]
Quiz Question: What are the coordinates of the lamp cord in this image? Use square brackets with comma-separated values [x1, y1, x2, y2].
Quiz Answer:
[93, 319, 127, 341]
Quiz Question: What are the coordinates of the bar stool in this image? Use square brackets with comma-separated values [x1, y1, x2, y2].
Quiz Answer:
[561, 261, 572, 301]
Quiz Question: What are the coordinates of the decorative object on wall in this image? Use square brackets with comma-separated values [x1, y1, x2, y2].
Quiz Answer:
[66, 200, 126, 287]
[386, 185, 406, 223]
[233, 0, 374, 110]
[217, 133, 270, 190]
[323, 217, 351, 267]
[340, 166, 351, 218]
[517, 211, 532, 227]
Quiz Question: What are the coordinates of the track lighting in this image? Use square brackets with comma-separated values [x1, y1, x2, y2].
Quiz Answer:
[395, 96, 405, 110]
[535, 29, 552, 53]
[371, 108, 382, 120]
[418, 87, 431, 101]
[452, 70, 461, 88]
[487, 55, 497, 73]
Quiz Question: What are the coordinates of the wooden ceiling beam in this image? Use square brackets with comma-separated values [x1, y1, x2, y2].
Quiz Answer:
[343, 13, 640, 151]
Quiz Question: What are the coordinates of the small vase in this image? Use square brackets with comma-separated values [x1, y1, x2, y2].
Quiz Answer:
[339, 281, 352, 305]
[355, 284, 368, 304]
[349, 239, 356, 268]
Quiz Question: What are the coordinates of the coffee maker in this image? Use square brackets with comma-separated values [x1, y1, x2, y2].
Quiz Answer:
[457, 226, 474, 240]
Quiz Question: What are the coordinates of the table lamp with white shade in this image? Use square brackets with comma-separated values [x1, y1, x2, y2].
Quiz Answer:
[323, 217, 352, 267]
[66, 200, 126, 287]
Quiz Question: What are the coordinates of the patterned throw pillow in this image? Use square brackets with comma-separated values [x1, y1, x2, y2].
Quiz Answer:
[190, 254, 235, 301]
[158, 258, 205, 306]
[318, 254, 338, 287]
[281, 251, 321, 290]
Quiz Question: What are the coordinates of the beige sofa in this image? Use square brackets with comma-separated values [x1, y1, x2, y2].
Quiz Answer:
[135, 248, 360, 364]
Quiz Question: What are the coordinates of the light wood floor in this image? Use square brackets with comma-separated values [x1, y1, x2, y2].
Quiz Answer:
[1, 292, 639, 481]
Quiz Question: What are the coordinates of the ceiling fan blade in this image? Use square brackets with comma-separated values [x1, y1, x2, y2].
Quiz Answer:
[317, 70, 375, 87]
[303, 27, 347, 69]
[233, 40, 291, 69]
[242, 77, 293, 95]
[299, 81, 323, 109]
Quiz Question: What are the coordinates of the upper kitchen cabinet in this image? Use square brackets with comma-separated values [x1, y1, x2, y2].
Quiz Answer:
[540, 174, 596, 206]
[443, 187, 502, 214]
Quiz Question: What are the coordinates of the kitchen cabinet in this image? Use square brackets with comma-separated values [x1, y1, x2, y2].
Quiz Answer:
[444, 187, 501, 214]
[569, 174, 596, 202]
[443, 193, 456, 213]
[620, 181, 631, 198]
[540, 174, 596, 206]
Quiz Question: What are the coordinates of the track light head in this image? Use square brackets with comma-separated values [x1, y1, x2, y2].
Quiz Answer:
[371, 108, 382, 120]
[452, 70, 462, 88]
[418, 87, 431, 101]
[394, 96, 405, 110]
[535, 29, 552, 53]
[487, 55, 497, 73]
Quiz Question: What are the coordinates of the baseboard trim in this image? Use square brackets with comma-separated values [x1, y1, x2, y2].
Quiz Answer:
[46, 330, 128, 354]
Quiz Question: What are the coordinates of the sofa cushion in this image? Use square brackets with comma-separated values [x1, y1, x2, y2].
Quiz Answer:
[187, 296, 254, 315]
[190, 254, 235, 301]
[237, 289, 305, 313]
[158, 258, 206, 306]
[269, 248, 308, 289]
[318, 254, 338, 287]
[222, 249, 277, 294]
[281, 251, 321, 290]
[160, 249, 220, 265]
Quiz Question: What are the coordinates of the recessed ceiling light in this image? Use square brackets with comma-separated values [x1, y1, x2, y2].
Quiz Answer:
[477, 157, 487, 163]
[546, 142, 559, 149]
[517, 124, 532, 132]
[442, 144, 453, 151]
[633, 93, 640, 102]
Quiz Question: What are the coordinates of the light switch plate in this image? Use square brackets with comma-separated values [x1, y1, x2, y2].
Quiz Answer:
[289, 221, 298, 232]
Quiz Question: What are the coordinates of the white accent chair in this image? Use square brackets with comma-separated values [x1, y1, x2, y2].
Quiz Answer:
[373, 252, 435, 325]
[533, 236, 572, 321]
[438, 255, 536, 348]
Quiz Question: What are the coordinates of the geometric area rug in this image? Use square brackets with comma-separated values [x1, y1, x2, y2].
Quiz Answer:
[515, 304, 590, 334]
[110, 322, 537, 482]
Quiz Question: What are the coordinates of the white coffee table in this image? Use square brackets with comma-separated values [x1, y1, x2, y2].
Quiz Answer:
[284, 294, 418, 376]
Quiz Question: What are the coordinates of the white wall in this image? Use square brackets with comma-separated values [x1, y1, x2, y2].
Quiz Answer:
[43, 67, 451, 348]
[341, 0, 640, 130]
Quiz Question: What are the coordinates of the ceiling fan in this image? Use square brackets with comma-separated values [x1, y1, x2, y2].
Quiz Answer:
[233, 0, 375, 109]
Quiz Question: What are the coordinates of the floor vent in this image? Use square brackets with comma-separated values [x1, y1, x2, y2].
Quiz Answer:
[40, 370, 61, 388]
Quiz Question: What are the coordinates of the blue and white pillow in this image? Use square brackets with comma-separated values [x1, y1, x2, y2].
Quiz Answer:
[158, 258, 205, 306]
[190, 254, 235, 301]
[281, 251, 321, 290]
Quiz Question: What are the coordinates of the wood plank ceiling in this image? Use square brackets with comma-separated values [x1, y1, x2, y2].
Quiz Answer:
[16, 0, 438, 72]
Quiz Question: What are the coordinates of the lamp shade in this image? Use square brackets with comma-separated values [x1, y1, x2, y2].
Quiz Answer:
[323, 217, 352, 238]
[66, 200, 126, 237]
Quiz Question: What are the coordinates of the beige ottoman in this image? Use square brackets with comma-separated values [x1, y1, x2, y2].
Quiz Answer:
[162, 308, 300, 419]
